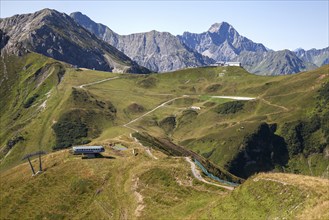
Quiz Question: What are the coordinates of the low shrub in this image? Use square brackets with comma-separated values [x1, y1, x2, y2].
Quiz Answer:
[215, 101, 245, 114]
[23, 94, 39, 108]
[52, 111, 88, 149]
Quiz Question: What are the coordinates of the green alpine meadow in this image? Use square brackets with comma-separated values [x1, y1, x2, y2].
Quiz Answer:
[1, 6, 328, 220]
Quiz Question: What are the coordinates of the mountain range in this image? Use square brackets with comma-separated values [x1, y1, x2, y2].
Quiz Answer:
[70, 11, 328, 75]
[70, 12, 213, 73]
[1, 9, 328, 75]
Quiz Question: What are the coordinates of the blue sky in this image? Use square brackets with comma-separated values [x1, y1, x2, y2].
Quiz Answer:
[1, 0, 328, 50]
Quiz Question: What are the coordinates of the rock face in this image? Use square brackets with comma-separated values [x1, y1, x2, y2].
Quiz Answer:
[70, 12, 214, 72]
[178, 22, 267, 61]
[233, 50, 318, 75]
[226, 123, 288, 179]
[0, 9, 150, 73]
[0, 29, 10, 50]
[295, 47, 329, 67]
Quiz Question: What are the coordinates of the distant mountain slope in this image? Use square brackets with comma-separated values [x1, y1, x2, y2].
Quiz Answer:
[178, 22, 322, 75]
[0, 9, 150, 73]
[70, 12, 214, 72]
[178, 22, 268, 61]
[295, 47, 329, 67]
[234, 50, 318, 75]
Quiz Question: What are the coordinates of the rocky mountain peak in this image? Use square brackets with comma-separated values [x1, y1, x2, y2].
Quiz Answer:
[208, 22, 231, 33]
[36, 8, 56, 16]
[0, 9, 150, 73]
[33, 8, 72, 24]
[179, 21, 267, 62]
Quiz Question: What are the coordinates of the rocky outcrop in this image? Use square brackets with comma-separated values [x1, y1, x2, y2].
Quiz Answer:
[0, 9, 150, 73]
[0, 29, 10, 50]
[233, 50, 318, 75]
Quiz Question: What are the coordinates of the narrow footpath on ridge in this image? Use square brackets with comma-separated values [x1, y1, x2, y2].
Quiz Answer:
[129, 133, 158, 160]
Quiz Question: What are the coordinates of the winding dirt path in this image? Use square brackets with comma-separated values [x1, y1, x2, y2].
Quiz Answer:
[78, 76, 120, 88]
[132, 176, 145, 217]
[123, 95, 189, 127]
[260, 98, 289, 111]
[185, 157, 234, 191]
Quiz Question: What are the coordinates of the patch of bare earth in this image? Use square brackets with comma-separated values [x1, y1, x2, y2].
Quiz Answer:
[132, 176, 145, 217]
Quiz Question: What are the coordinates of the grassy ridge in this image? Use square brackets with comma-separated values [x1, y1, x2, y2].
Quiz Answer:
[196, 172, 329, 219]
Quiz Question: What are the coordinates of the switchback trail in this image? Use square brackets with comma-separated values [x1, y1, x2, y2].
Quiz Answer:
[185, 157, 234, 191]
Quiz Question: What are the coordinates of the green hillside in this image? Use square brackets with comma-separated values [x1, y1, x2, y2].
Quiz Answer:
[1, 53, 328, 180]
[1, 53, 329, 219]
[1, 149, 328, 219]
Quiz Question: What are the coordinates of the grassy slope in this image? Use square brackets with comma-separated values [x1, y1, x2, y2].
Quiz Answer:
[0, 53, 120, 169]
[1, 148, 328, 219]
[0, 53, 66, 167]
[1, 53, 328, 178]
[0, 145, 223, 219]
[196, 172, 329, 220]
[126, 66, 329, 177]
